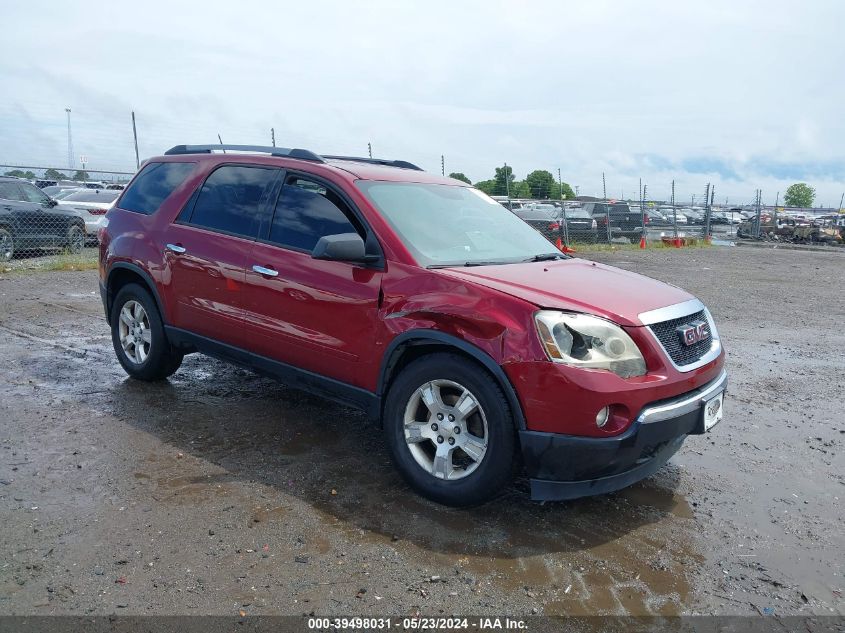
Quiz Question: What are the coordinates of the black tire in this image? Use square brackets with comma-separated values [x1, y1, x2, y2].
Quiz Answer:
[384, 353, 516, 507]
[0, 228, 14, 262]
[66, 224, 85, 254]
[110, 283, 183, 381]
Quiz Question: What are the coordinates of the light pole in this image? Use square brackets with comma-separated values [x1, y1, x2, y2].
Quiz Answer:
[65, 108, 73, 170]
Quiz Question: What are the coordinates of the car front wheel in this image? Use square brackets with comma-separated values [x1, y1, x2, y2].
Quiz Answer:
[110, 283, 183, 381]
[384, 353, 516, 506]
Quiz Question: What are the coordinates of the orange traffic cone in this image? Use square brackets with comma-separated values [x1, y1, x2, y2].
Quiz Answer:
[555, 236, 563, 251]
[639, 236, 646, 249]
[562, 244, 576, 254]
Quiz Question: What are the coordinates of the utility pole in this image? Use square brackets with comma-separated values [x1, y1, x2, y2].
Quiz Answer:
[131, 111, 140, 170]
[639, 178, 646, 243]
[753, 189, 763, 237]
[559, 168, 569, 244]
[773, 191, 779, 227]
[368, 142, 372, 158]
[65, 108, 73, 170]
[671, 179, 678, 239]
[271, 128, 276, 147]
[504, 162, 512, 211]
[441, 155, 444, 176]
[602, 173, 609, 241]
[704, 183, 711, 238]
[839, 192, 844, 211]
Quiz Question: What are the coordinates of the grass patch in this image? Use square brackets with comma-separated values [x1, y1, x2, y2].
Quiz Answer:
[43, 252, 99, 271]
[2, 248, 98, 274]
[570, 239, 714, 253]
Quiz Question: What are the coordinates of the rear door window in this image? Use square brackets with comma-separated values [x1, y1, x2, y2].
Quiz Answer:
[119, 161, 196, 215]
[267, 176, 360, 252]
[0, 182, 25, 202]
[186, 165, 278, 239]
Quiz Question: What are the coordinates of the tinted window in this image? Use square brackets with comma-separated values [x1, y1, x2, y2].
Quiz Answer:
[62, 190, 120, 203]
[19, 183, 52, 204]
[0, 182, 25, 202]
[119, 161, 196, 215]
[563, 208, 591, 219]
[189, 165, 277, 238]
[268, 176, 359, 252]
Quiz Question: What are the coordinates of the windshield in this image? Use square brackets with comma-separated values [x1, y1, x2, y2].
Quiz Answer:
[563, 208, 591, 219]
[357, 182, 561, 267]
[62, 190, 120, 203]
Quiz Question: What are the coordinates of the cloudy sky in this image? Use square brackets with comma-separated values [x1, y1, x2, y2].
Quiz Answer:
[2, 0, 843, 205]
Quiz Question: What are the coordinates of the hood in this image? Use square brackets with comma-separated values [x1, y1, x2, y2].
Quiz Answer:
[435, 258, 694, 327]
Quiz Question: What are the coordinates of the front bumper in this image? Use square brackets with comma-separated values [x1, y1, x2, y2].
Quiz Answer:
[520, 369, 727, 501]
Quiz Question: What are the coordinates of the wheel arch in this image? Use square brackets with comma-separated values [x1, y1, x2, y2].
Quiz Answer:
[377, 330, 526, 431]
[106, 263, 167, 326]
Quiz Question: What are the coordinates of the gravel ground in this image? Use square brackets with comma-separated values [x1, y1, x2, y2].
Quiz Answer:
[0, 246, 842, 617]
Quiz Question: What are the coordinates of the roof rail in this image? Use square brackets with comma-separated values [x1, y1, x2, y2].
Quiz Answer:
[164, 144, 324, 162]
[321, 155, 423, 171]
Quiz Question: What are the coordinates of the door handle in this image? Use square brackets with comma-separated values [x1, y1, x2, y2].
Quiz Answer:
[166, 243, 186, 254]
[252, 265, 278, 277]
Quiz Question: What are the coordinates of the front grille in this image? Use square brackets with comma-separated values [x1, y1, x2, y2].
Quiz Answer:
[649, 309, 713, 367]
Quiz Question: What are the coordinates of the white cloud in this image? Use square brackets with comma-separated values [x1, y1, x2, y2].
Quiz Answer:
[0, 0, 843, 204]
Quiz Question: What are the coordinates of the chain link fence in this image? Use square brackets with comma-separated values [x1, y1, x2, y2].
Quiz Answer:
[0, 168, 131, 270]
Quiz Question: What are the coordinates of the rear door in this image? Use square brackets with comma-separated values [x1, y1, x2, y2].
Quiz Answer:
[163, 164, 280, 348]
[241, 172, 382, 388]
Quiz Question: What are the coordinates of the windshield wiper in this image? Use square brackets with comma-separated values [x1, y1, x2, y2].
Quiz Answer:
[524, 253, 565, 262]
[427, 260, 517, 269]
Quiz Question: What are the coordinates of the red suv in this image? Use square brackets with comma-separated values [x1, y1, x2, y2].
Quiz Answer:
[99, 144, 726, 506]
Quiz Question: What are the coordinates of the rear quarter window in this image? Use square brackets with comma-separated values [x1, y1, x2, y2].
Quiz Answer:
[118, 162, 196, 215]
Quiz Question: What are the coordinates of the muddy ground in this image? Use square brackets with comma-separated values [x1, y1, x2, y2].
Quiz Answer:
[0, 246, 842, 617]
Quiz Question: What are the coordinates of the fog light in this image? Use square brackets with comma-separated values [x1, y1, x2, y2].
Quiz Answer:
[595, 406, 609, 428]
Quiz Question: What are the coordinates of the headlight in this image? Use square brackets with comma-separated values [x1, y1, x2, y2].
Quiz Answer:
[534, 311, 647, 378]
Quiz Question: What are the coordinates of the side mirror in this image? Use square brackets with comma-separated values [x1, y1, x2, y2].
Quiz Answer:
[311, 233, 368, 262]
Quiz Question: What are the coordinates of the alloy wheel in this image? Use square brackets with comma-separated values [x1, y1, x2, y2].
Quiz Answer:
[118, 300, 152, 364]
[402, 379, 489, 480]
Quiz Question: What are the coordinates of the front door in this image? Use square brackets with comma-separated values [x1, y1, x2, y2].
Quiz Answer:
[241, 173, 382, 388]
[162, 164, 279, 349]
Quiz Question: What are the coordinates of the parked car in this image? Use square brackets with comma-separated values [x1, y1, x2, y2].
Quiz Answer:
[583, 201, 650, 240]
[42, 185, 81, 199]
[99, 144, 727, 506]
[57, 188, 121, 241]
[0, 176, 86, 261]
[659, 207, 688, 225]
[512, 204, 598, 243]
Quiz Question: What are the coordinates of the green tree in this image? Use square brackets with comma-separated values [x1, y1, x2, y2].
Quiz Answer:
[560, 182, 576, 199]
[474, 179, 497, 195]
[73, 170, 90, 181]
[510, 180, 530, 198]
[44, 168, 70, 180]
[4, 169, 36, 179]
[784, 183, 815, 208]
[494, 166, 516, 196]
[525, 170, 556, 199]
[448, 172, 471, 184]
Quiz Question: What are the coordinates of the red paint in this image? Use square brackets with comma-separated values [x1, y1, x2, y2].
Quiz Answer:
[101, 152, 725, 438]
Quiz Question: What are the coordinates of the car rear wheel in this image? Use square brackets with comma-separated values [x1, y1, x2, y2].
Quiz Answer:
[66, 224, 85, 254]
[384, 353, 516, 506]
[110, 283, 183, 381]
[0, 228, 14, 262]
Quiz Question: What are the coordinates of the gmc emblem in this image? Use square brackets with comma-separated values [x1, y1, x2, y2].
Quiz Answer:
[677, 320, 709, 346]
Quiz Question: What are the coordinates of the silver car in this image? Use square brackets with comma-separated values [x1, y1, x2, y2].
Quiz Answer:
[56, 189, 120, 240]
